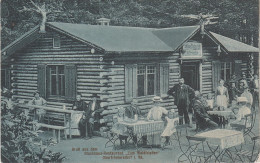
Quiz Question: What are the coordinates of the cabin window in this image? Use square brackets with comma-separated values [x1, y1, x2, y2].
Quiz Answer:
[38, 64, 76, 100]
[125, 63, 169, 102]
[53, 36, 61, 48]
[221, 62, 233, 81]
[137, 65, 156, 97]
[49, 65, 65, 96]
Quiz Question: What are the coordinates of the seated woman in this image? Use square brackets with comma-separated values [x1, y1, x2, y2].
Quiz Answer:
[230, 97, 251, 127]
[161, 109, 179, 147]
[146, 96, 168, 147]
[193, 91, 218, 130]
[28, 90, 47, 122]
[71, 93, 88, 138]
[241, 87, 253, 108]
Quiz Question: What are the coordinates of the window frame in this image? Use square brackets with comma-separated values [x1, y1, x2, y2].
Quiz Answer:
[220, 62, 233, 81]
[137, 64, 157, 97]
[53, 36, 61, 49]
[48, 65, 65, 98]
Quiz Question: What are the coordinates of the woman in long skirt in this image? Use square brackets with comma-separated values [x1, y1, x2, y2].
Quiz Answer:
[215, 79, 229, 109]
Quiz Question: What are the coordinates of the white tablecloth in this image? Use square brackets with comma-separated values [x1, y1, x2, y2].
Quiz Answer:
[207, 110, 233, 118]
[195, 129, 244, 149]
[119, 120, 164, 136]
[65, 111, 83, 136]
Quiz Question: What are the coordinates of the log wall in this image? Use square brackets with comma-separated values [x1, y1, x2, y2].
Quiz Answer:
[6, 27, 252, 128]
[10, 28, 106, 105]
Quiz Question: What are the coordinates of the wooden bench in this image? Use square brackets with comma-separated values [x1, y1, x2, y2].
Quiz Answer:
[44, 102, 73, 126]
[32, 122, 67, 143]
[19, 103, 75, 140]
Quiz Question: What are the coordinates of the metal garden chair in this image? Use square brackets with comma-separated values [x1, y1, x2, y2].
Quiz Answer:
[185, 136, 220, 163]
[235, 136, 260, 162]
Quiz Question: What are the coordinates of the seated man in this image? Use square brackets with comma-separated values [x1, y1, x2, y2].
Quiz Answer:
[230, 97, 251, 127]
[87, 93, 104, 138]
[125, 99, 142, 119]
[193, 91, 218, 130]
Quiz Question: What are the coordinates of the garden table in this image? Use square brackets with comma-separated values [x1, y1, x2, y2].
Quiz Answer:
[195, 129, 244, 162]
[109, 120, 164, 148]
[207, 109, 233, 128]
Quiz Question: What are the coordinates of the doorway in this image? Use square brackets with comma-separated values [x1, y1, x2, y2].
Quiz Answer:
[181, 62, 200, 90]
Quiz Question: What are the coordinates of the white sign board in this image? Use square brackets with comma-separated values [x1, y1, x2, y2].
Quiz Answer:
[182, 42, 202, 58]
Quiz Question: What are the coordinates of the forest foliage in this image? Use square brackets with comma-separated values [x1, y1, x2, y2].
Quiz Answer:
[1, 0, 258, 48]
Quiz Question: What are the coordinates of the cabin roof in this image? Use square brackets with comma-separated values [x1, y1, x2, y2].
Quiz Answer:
[210, 32, 259, 53]
[2, 22, 259, 62]
[2, 25, 40, 61]
[47, 22, 199, 52]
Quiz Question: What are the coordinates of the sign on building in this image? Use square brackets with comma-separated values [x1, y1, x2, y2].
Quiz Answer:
[182, 42, 202, 58]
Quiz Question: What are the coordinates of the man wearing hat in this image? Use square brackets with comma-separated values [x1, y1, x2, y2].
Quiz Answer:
[193, 91, 218, 130]
[230, 97, 251, 126]
[167, 78, 195, 125]
[87, 93, 104, 138]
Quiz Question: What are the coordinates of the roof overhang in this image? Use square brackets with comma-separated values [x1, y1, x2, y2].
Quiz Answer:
[2, 25, 41, 62]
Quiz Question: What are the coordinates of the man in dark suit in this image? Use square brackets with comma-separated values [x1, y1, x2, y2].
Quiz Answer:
[192, 91, 218, 130]
[125, 99, 142, 119]
[250, 74, 259, 111]
[87, 93, 104, 138]
[167, 78, 195, 125]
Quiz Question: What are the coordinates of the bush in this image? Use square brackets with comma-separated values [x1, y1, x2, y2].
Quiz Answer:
[1, 96, 66, 163]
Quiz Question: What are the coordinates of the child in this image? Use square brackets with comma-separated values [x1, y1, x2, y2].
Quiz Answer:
[206, 93, 214, 110]
[161, 109, 179, 147]
[111, 107, 128, 146]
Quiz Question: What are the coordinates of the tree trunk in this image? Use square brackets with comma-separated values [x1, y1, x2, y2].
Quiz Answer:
[39, 11, 47, 33]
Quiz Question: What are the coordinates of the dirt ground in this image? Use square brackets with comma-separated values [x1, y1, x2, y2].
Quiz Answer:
[44, 114, 260, 163]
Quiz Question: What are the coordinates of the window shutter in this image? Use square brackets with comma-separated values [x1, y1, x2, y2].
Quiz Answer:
[46, 66, 51, 98]
[212, 61, 221, 91]
[159, 63, 169, 96]
[37, 64, 46, 98]
[125, 64, 137, 103]
[234, 60, 242, 79]
[65, 64, 77, 101]
[5, 68, 11, 89]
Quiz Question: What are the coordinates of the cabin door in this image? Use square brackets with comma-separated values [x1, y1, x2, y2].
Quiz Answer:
[181, 62, 200, 91]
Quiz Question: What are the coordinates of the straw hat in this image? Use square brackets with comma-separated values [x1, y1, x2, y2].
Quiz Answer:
[153, 96, 162, 102]
[237, 97, 248, 103]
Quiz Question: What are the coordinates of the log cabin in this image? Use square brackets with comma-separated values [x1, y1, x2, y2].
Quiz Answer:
[1, 20, 259, 128]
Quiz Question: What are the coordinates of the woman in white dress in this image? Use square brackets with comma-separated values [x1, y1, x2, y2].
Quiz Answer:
[215, 79, 229, 109]
[146, 96, 168, 147]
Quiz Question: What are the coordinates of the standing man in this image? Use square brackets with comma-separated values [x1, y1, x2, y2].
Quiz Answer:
[167, 78, 195, 125]
[250, 74, 259, 111]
